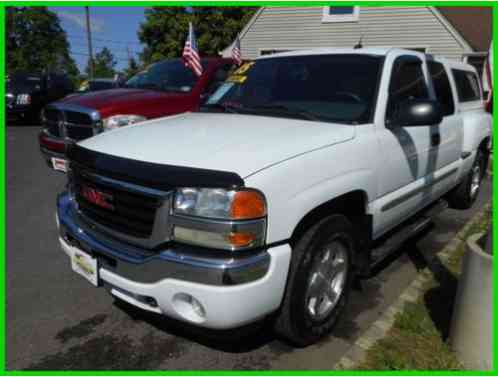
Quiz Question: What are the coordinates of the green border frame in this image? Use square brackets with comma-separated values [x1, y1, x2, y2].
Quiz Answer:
[1, 1, 496, 375]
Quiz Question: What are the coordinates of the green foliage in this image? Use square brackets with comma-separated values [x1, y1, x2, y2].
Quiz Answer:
[86, 47, 117, 78]
[357, 295, 462, 370]
[123, 56, 140, 79]
[138, 6, 257, 65]
[7, 6, 79, 81]
[356, 206, 492, 371]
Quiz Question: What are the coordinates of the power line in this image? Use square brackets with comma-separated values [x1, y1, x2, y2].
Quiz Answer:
[69, 41, 142, 56]
[67, 33, 143, 46]
[70, 50, 132, 62]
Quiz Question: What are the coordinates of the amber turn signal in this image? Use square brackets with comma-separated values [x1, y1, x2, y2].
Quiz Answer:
[227, 232, 257, 248]
[230, 190, 267, 219]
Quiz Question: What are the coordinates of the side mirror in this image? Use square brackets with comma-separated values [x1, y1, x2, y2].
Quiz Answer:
[393, 99, 443, 127]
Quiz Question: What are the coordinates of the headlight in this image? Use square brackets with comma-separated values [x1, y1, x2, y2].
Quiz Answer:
[172, 188, 267, 250]
[174, 188, 266, 220]
[102, 114, 146, 131]
[16, 94, 31, 105]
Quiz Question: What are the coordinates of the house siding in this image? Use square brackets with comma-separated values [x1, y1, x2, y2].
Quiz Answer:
[239, 6, 470, 60]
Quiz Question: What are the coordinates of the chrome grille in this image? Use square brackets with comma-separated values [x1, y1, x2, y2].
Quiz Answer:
[71, 165, 173, 249]
[43, 104, 101, 141]
[65, 111, 93, 125]
[65, 125, 94, 140]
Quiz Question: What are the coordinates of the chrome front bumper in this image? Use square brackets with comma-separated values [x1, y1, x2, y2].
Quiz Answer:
[56, 192, 271, 286]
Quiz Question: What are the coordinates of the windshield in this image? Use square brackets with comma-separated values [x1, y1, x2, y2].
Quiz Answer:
[88, 81, 116, 91]
[204, 54, 383, 124]
[7, 73, 43, 93]
[124, 59, 208, 93]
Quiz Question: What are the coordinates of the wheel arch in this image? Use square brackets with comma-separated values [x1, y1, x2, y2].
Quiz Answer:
[479, 136, 491, 177]
[289, 190, 372, 273]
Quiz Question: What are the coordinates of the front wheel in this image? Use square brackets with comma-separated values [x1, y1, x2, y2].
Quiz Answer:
[274, 214, 355, 346]
[448, 150, 485, 210]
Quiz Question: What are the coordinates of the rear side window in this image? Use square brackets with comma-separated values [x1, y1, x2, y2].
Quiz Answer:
[386, 57, 429, 122]
[452, 69, 481, 102]
[428, 61, 455, 116]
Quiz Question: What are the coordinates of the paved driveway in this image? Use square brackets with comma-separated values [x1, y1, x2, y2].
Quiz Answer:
[6, 125, 491, 370]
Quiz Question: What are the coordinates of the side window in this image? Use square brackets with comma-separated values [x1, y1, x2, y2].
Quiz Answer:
[386, 57, 429, 123]
[428, 61, 455, 116]
[205, 64, 234, 95]
[452, 69, 481, 102]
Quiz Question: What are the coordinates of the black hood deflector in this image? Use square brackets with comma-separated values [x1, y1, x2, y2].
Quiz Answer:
[67, 144, 245, 191]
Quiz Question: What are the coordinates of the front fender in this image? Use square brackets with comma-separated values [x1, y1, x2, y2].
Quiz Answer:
[245, 142, 376, 243]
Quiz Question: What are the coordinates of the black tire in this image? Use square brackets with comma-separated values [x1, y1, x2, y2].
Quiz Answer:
[448, 150, 485, 210]
[274, 214, 355, 347]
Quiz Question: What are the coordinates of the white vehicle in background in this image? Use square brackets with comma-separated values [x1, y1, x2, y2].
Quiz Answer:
[56, 48, 491, 346]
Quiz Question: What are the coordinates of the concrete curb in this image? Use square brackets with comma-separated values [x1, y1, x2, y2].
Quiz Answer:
[334, 203, 491, 370]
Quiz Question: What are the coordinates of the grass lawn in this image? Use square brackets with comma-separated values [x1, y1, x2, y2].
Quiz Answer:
[356, 204, 492, 370]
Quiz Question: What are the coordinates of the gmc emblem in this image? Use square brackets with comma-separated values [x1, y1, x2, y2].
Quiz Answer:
[81, 185, 114, 210]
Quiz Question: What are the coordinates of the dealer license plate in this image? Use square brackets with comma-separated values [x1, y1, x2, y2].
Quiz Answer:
[51, 157, 67, 172]
[71, 247, 99, 287]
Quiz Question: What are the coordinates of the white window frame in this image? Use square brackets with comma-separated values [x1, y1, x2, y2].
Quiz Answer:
[322, 6, 359, 23]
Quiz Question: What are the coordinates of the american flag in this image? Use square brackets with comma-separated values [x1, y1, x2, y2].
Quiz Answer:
[182, 22, 203, 77]
[231, 35, 242, 66]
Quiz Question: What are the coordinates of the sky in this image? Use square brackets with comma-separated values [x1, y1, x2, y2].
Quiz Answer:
[49, 6, 146, 73]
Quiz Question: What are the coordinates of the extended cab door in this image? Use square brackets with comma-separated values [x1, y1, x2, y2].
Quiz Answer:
[373, 53, 440, 237]
[426, 60, 463, 174]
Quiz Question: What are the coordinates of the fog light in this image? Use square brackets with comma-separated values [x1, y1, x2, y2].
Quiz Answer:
[172, 293, 206, 323]
[191, 297, 206, 318]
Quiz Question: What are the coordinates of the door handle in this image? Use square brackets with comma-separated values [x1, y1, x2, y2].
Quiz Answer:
[431, 133, 441, 147]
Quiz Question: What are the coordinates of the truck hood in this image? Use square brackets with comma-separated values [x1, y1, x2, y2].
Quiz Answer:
[79, 112, 355, 178]
[58, 88, 191, 118]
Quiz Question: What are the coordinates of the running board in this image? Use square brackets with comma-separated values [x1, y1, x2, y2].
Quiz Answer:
[369, 199, 448, 270]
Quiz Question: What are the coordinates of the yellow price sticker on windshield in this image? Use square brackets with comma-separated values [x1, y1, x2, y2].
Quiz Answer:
[226, 62, 255, 84]
[227, 75, 247, 84]
[234, 62, 255, 75]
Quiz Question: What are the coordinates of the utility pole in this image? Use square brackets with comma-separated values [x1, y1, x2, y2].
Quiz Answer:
[85, 6, 94, 79]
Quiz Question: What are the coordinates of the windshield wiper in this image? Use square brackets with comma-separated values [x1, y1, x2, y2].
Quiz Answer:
[241, 104, 356, 124]
[199, 103, 240, 114]
[240, 104, 322, 121]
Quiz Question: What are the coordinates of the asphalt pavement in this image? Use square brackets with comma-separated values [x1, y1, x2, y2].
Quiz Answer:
[6, 125, 492, 371]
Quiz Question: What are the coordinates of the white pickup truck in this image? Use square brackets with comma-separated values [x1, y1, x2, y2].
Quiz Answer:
[56, 48, 491, 346]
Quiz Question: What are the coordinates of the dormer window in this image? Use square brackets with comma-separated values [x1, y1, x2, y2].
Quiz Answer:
[322, 6, 360, 23]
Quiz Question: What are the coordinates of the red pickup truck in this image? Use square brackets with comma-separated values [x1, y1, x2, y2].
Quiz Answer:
[39, 57, 234, 172]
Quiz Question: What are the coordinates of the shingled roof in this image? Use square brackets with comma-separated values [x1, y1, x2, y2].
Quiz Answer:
[438, 7, 492, 52]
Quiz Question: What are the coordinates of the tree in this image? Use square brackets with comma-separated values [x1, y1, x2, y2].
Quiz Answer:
[86, 47, 117, 78]
[7, 7, 79, 81]
[138, 7, 257, 65]
[123, 56, 140, 79]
